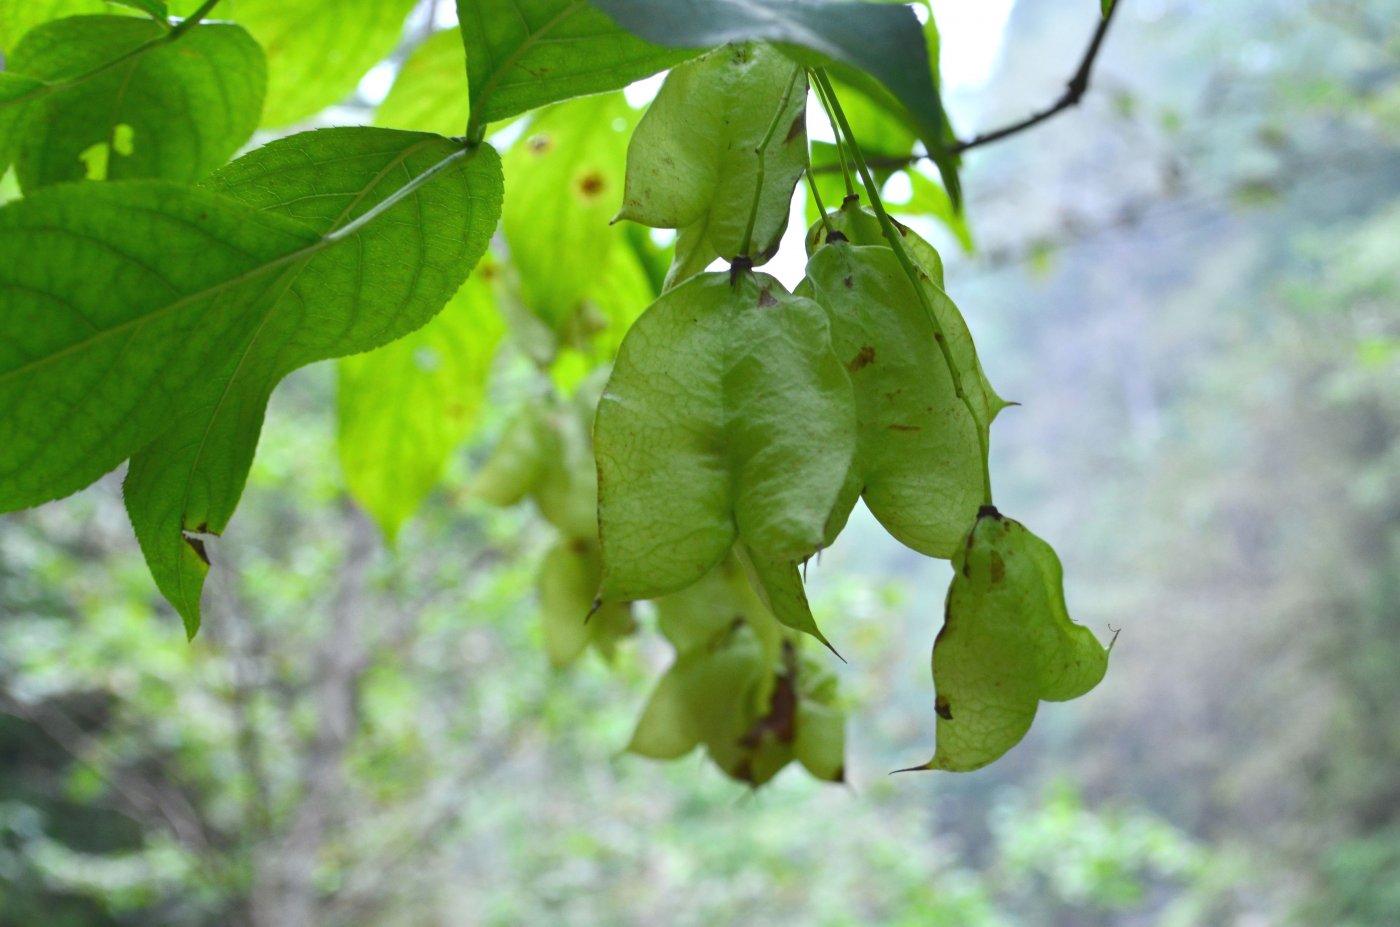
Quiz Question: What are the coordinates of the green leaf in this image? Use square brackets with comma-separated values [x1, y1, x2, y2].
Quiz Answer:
[736, 543, 839, 656]
[469, 405, 550, 507]
[799, 241, 983, 559]
[547, 225, 656, 389]
[538, 537, 635, 667]
[0, 0, 107, 51]
[375, 29, 471, 137]
[591, 0, 960, 204]
[5, 16, 265, 190]
[594, 270, 856, 602]
[903, 508, 1110, 773]
[891, 171, 974, 253]
[107, 0, 166, 18]
[0, 74, 44, 175]
[502, 93, 634, 330]
[0, 130, 504, 635]
[116, 129, 502, 635]
[807, 197, 1006, 428]
[338, 266, 505, 543]
[616, 42, 807, 284]
[459, 0, 692, 135]
[229, 0, 418, 127]
[794, 700, 844, 781]
[628, 622, 767, 763]
[0, 181, 316, 513]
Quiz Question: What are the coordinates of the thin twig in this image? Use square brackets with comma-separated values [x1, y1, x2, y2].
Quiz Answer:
[813, 2, 1125, 175]
[951, 0, 1123, 155]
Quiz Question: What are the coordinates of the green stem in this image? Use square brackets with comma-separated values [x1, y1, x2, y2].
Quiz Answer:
[172, 0, 225, 36]
[1, 0, 225, 111]
[812, 69, 993, 505]
[804, 156, 834, 239]
[809, 75, 856, 197]
[737, 62, 804, 259]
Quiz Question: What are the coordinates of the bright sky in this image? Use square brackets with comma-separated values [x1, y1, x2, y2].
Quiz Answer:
[929, 0, 1015, 92]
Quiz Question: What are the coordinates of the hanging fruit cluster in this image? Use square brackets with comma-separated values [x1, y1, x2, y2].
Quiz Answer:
[0, 0, 1124, 789]
[583, 43, 1111, 782]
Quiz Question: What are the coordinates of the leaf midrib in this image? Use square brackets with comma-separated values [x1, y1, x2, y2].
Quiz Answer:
[174, 137, 439, 541]
[0, 144, 473, 387]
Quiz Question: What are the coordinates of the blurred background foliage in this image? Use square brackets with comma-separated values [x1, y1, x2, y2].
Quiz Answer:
[2, 0, 1399, 923]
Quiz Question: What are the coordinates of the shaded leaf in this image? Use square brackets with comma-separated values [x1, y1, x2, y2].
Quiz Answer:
[459, 0, 692, 134]
[0, 0, 108, 51]
[107, 0, 166, 18]
[591, 0, 960, 203]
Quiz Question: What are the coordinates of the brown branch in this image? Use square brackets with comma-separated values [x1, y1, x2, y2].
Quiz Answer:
[950, 0, 1122, 155]
[815, 2, 1124, 175]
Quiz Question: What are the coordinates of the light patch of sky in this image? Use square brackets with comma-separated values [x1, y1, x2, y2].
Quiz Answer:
[929, 0, 1015, 94]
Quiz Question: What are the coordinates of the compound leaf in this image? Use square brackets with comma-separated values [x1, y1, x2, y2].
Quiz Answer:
[502, 93, 634, 330]
[0, 182, 316, 513]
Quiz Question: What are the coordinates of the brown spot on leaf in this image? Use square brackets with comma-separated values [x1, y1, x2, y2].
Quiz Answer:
[757, 288, 778, 308]
[784, 112, 805, 143]
[887, 423, 921, 432]
[741, 645, 799, 748]
[843, 275, 854, 289]
[578, 172, 606, 200]
[935, 696, 953, 720]
[847, 345, 876, 372]
[528, 134, 553, 154]
[989, 551, 1006, 584]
